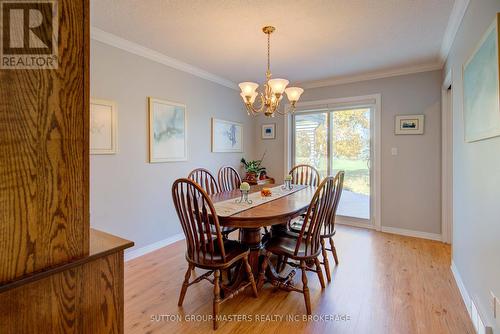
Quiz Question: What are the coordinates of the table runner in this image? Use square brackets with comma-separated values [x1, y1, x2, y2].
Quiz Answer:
[213, 184, 307, 217]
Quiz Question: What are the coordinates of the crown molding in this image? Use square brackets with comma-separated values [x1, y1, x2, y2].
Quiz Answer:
[298, 62, 443, 89]
[90, 27, 238, 90]
[440, 0, 470, 62]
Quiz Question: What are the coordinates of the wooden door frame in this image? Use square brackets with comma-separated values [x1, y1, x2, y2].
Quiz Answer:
[441, 70, 453, 244]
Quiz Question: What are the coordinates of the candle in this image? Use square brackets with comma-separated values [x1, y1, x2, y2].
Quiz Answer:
[240, 182, 250, 191]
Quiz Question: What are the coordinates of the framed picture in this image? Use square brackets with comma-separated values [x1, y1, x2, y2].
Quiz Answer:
[211, 118, 243, 153]
[90, 99, 117, 154]
[395, 115, 424, 135]
[148, 97, 187, 163]
[463, 13, 500, 142]
[261, 123, 276, 139]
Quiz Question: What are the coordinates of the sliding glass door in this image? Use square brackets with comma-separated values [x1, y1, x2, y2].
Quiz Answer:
[292, 107, 372, 222]
[331, 108, 371, 220]
[293, 112, 329, 177]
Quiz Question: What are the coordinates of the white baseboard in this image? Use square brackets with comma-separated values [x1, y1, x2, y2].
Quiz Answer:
[451, 260, 472, 316]
[380, 226, 442, 241]
[451, 261, 492, 334]
[125, 233, 184, 262]
[336, 216, 376, 230]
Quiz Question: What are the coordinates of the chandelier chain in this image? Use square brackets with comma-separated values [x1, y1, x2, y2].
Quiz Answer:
[267, 32, 270, 76]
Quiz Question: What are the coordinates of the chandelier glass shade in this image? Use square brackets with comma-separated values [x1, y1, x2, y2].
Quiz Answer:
[238, 26, 304, 117]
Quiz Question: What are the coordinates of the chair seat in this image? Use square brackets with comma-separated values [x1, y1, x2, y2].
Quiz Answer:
[187, 239, 249, 269]
[265, 234, 320, 259]
[289, 217, 308, 233]
[289, 217, 336, 238]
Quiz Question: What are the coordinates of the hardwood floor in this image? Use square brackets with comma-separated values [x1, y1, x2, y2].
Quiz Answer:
[124, 226, 474, 333]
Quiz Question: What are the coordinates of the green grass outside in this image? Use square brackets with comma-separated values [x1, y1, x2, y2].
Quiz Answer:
[296, 157, 370, 195]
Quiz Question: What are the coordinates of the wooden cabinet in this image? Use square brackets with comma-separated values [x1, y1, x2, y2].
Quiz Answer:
[0, 230, 133, 334]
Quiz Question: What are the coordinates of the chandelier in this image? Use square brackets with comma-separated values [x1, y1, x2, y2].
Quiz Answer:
[238, 26, 304, 117]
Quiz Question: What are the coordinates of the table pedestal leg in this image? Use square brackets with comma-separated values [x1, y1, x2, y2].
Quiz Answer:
[240, 227, 262, 277]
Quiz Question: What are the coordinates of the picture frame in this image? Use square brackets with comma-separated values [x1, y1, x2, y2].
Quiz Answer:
[211, 118, 243, 153]
[261, 123, 276, 139]
[148, 97, 187, 163]
[90, 99, 117, 154]
[462, 13, 500, 143]
[395, 115, 424, 135]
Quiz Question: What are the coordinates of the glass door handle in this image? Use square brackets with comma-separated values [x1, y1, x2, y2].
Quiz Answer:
[366, 160, 371, 169]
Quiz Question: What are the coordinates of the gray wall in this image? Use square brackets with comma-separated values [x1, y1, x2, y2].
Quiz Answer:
[444, 0, 500, 330]
[255, 70, 442, 234]
[90, 41, 255, 251]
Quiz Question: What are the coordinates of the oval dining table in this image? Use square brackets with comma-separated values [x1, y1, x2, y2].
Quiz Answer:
[210, 184, 317, 290]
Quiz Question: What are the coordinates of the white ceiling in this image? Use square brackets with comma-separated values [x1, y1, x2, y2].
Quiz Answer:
[90, 0, 455, 86]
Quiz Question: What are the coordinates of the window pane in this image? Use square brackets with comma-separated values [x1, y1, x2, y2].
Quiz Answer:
[331, 108, 370, 220]
[293, 113, 328, 177]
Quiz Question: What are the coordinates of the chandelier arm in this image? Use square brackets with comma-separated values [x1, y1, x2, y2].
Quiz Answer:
[274, 102, 295, 116]
[245, 94, 266, 115]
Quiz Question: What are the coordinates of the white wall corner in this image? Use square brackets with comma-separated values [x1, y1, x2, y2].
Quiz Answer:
[90, 27, 238, 90]
[125, 233, 185, 262]
[439, 0, 471, 63]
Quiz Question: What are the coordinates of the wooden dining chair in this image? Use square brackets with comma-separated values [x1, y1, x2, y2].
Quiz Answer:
[188, 168, 237, 239]
[172, 178, 258, 330]
[289, 164, 321, 186]
[259, 176, 337, 315]
[285, 164, 321, 236]
[217, 166, 242, 192]
[188, 168, 220, 195]
[288, 171, 345, 282]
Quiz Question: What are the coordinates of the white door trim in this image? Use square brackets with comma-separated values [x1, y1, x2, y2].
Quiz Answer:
[284, 94, 382, 231]
[441, 70, 453, 244]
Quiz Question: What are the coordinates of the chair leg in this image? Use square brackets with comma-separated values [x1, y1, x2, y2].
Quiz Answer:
[258, 252, 271, 289]
[321, 238, 331, 282]
[276, 255, 283, 273]
[213, 269, 221, 330]
[243, 256, 258, 298]
[329, 237, 339, 265]
[178, 264, 193, 306]
[300, 260, 312, 315]
[281, 256, 289, 272]
[314, 257, 325, 289]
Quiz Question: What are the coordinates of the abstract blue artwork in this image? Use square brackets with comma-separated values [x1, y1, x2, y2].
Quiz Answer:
[463, 14, 500, 142]
[148, 97, 187, 162]
[211, 118, 243, 152]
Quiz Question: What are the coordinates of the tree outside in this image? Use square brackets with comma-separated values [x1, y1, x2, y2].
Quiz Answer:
[294, 109, 370, 196]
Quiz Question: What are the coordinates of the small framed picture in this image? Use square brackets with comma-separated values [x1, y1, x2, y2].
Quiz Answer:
[395, 115, 424, 135]
[261, 123, 276, 139]
[90, 99, 117, 154]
